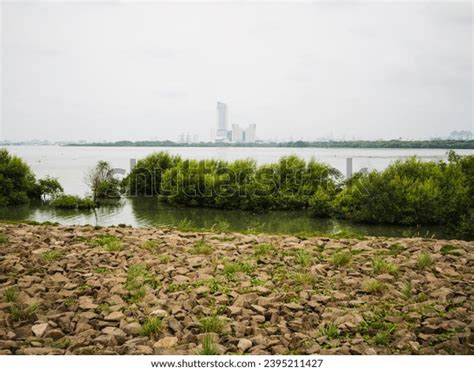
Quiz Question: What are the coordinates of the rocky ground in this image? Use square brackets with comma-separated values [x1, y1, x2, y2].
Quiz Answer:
[0, 223, 473, 355]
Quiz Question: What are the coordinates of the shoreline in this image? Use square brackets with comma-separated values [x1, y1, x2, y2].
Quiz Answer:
[0, 223, 473, 355]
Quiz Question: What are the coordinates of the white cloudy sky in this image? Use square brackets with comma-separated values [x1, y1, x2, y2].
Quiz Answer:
[1, 0, 472, 142]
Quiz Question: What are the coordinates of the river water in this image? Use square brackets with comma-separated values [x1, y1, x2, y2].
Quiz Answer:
[1, 145, 472, 238]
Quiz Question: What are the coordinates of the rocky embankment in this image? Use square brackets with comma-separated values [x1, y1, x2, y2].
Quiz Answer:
[0, 223, 473, 355]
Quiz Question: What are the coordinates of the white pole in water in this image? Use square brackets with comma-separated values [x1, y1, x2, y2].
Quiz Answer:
[346, 157, 353, 178]
[130, 158, 136, 171]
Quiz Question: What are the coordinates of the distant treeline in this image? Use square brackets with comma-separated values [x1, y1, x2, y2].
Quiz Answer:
[67, 139, 474, 149]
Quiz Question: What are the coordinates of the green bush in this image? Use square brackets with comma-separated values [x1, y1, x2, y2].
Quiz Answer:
[86, 161, 121, 200]
[50, 195, 96, 209]
[333, 155, 473, 237]
[0, 148, 40, 206]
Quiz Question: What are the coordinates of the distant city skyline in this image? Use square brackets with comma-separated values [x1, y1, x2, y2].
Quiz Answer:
[1, 1, 472, 142]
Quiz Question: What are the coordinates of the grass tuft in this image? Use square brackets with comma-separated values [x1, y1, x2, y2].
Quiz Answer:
[362, 279, 384, 293]
[141, 317, 162, 337]
[416, 252, 433, 270]
[253, 243, 274, 257]
[331, 251, 352, 267]
[197, 334, 219, 355]
[3, 287, 17, 302]
[41, 250, 65, 262]
[91, 235, 123, 252]
[191, 241, 214, 255]
[199, 316, 225, 334]
[372, 257, 399, 275]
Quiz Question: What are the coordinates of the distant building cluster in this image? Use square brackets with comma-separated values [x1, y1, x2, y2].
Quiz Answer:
[214, 101, 256, 143]
[178, 133, 199, 144]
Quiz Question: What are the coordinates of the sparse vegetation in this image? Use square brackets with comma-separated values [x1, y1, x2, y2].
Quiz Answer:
[199, 316, 225, 334]
[198, 334, 219, 355]
[440, 244, 463, 256]
[9, 303, 39, 322]
[41, 250, 65, 262]
[253, 243, 274, 257]
[141, 239, 159, 251]
[295, 249, 312, 267]
[417, 252, 434, 269]
[3, 287, 17, 302]
[362, 279, 384, 293]
[319, 322, 339, 339]
[191, 241, 214, 255]
[91, 235, 123, 252]
[372, 257, 399, 275]
[401, 281, 413, 300]
[223, 261, 255, 278]
[141, 317, 162, 337]
[331, 251, 352, 267]
[0, 232, 8, 244]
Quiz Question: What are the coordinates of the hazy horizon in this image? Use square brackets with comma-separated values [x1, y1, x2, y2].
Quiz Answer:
[1, 1, 472, 142]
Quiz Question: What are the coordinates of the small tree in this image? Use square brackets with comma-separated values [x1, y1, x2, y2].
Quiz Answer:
[38, 176, 63, 200]
[85, 161, 120, 201]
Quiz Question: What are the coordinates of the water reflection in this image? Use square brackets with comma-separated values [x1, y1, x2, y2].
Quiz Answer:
[0, 197, 450, 239]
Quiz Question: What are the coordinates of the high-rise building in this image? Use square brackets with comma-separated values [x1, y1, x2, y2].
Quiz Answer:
[216, 101, 229, 139]
[244, 124, 256, 143]
[231, 124, 244, 143]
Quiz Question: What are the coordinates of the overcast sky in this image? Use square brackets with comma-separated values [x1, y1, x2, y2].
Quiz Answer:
[1, 1, 472, 142]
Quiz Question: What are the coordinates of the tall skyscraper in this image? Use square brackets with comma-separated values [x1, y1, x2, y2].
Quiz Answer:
[244, 124, 256, 143]
[231, 124, 244, 143]
[216, 101, 229, 139]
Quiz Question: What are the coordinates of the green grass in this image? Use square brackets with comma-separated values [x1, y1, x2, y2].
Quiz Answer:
[159, 254, 170, 264]
[416, 252, 434, 269]
[125, 264, 159, 303]
[191, 241, 214, 255]
[197, 334, 219, 355]
[3, 287, 17, 302]
[141, 239, 159, 251]
[387, 243, 405, 256]
[331, 251, 352, 267]
[199, 316, 225, 334]
[440, 244, 462, 256]
[223, 261, 255, 278]
[253, 243, 274, 257]
[358, 311, 396, 347]
[0, 232, 8, 244]
[372, 257, 399, 275]
[10, 303, 39, 322]
[319, 322, 339, 339]
[141, 317, 162, 337]
[41, 250, 65, 262]
[125, 264, 159, 291]
[94, 267, 112, 274]
[401, 281, 413, 300]
[362, 279, 384, 293]
[91, 235, 123, 252]
[293, 272, 316, 286]
[295, 249, 312, 267]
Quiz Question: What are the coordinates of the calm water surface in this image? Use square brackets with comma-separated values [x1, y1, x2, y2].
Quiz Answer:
[1, 145, 471, 238]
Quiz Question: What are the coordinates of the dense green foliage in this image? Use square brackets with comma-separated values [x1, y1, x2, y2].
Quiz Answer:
[127, 154, 340, 214]
[68, 139, 474, 149]
[334, 153, 474, 238]
[37, 176, 64, 200]
[0, 148, 63, 206]
[123, 151, 474, 238]
[85, 161, 121, 200]
[50, 195, 96, 210]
